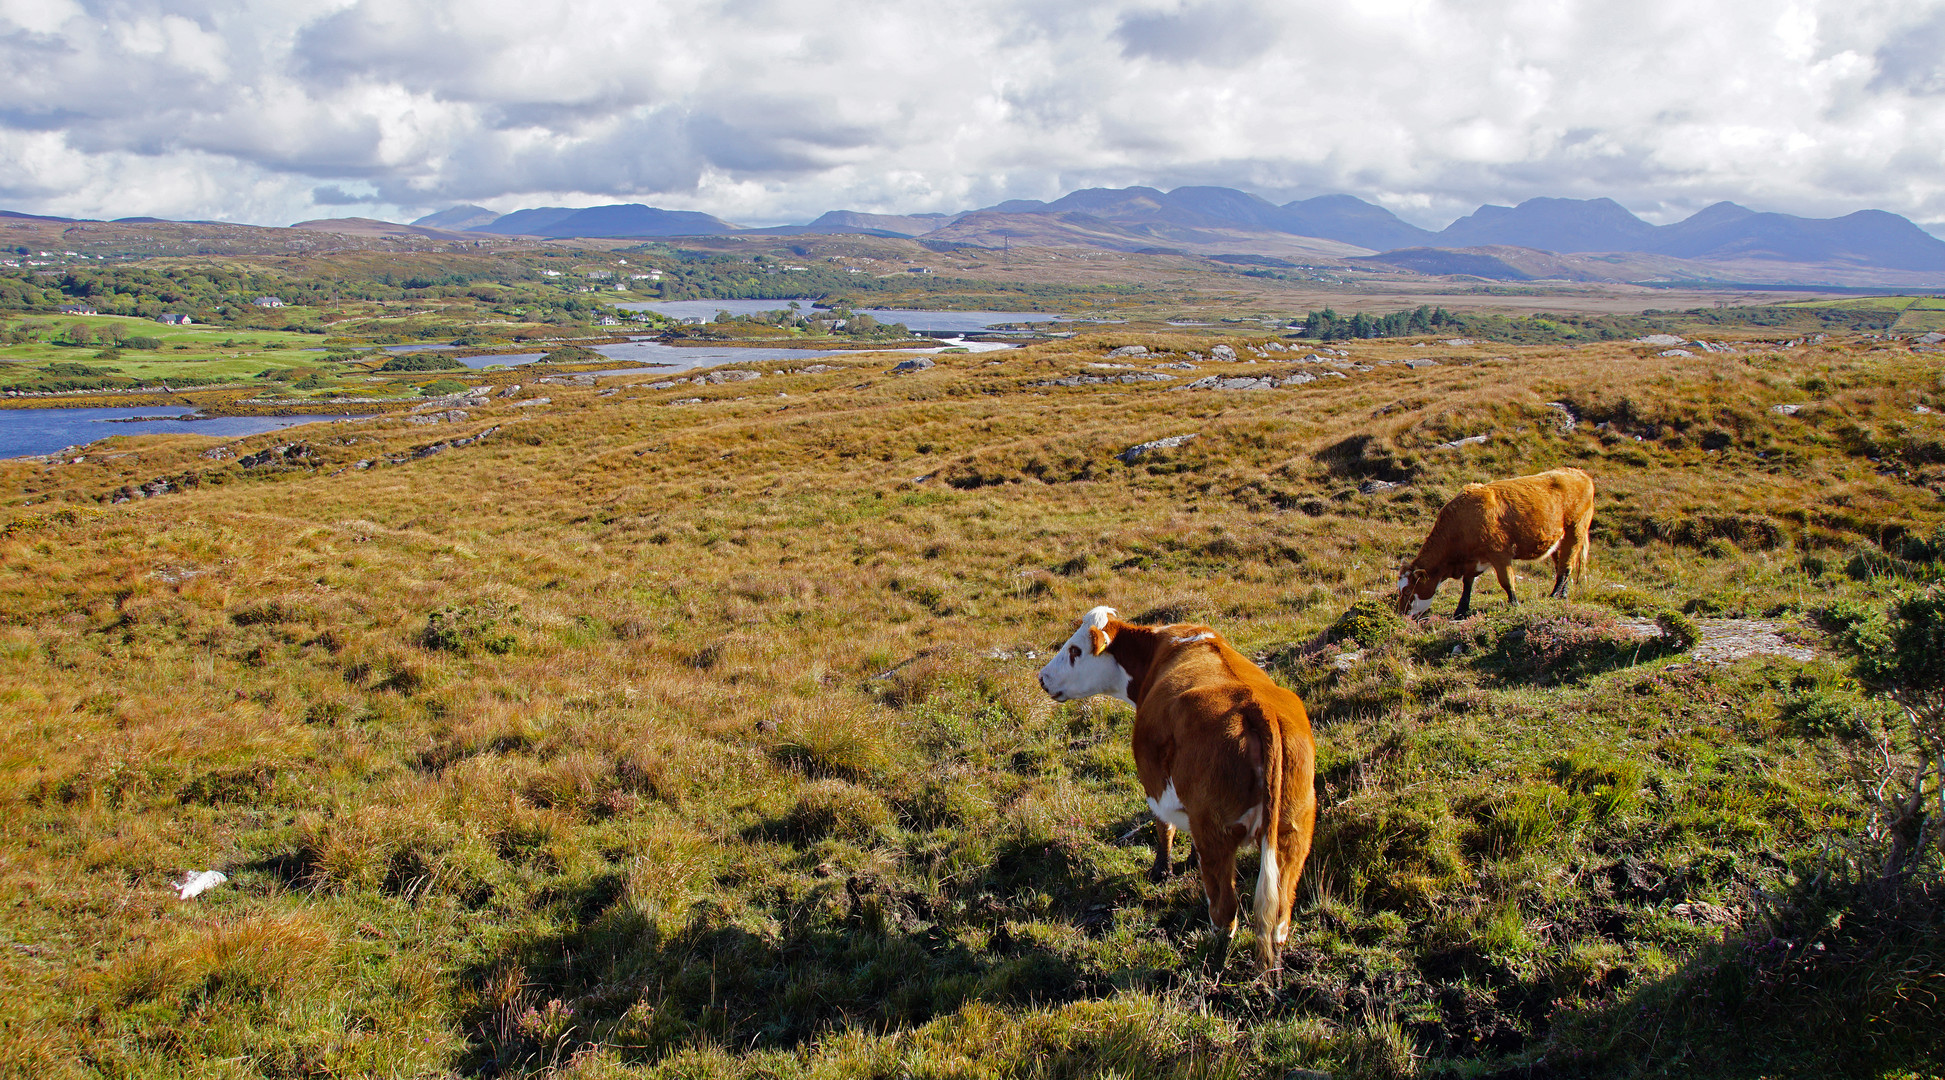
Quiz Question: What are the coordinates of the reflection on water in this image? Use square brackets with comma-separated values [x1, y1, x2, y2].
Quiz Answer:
[0, 407, 370, 460]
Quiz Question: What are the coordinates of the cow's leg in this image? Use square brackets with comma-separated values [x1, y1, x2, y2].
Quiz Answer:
[1551, 534, 1579, 599]
[1150, 819, 1174, 883]
[1493, 562, 1517, 605]
[1195, 827, 1242, 949]
[1452, 573, 1477, 619]
[1274, 798, 1318, 952]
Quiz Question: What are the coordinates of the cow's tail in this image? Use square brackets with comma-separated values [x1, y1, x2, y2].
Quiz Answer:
[1247, 702, 1285, 967]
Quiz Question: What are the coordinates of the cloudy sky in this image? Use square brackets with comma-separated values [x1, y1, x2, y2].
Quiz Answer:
[3, 0, 1944, 230]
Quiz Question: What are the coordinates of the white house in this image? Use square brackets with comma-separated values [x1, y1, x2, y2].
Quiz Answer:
[59, 304, 97, 315]
[157, 313, 192, 325]
[254, 296, 285, 308]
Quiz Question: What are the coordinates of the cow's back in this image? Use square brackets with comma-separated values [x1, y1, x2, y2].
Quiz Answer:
[1140, 632, 1312, 820]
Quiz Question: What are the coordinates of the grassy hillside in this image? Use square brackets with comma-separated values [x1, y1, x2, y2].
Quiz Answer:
[2, 332, 1941, 1078]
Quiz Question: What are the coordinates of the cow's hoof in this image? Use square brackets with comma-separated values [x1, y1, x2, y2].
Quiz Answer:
[1148, 863, 1170, 884]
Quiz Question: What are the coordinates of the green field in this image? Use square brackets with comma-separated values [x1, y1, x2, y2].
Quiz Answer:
[2, 329, 1941, 1078]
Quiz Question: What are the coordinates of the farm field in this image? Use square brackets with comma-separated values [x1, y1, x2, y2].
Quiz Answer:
[1, 328, 1942, 1078]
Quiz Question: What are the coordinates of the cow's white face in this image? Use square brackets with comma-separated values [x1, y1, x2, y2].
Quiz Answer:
[1038, 605, 1136, 706]
[1396, 565, 1436, 617]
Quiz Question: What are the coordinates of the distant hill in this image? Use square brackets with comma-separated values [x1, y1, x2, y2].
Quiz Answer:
[412, 205, 499, 230]
[464, 204, 738, 238]
[964, 186, 1438, 251]
[1425, 196, 1945, 273]
[926, 209, 1372, 260]
[384, 188, 1945, 281]
[799, 210, 957, 238]
[1436, 197, 1658, 253]
[290, 217, 474, 240]
[1272, 194, 1438, 251]
[467, 207, 582, 235]
[1652, 202, 1945, 272]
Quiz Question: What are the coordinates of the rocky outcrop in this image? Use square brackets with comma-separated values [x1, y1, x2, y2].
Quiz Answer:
[1118, 434, 1199, 462]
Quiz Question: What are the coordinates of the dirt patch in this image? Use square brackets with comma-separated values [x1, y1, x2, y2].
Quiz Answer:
[1616, 617, 1816, 663]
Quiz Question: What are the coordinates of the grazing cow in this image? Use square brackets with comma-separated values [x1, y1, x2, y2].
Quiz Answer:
[1396, 466, 1596, 619]
[1038, 606, 1316, 969]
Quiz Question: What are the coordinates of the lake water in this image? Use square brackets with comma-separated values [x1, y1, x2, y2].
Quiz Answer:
[617, 300, 1070, 334]
[450, 341, 861, 371]
[1, 407, 370, 460]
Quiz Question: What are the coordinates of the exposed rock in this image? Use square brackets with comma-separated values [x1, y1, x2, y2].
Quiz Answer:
[1360, 479, 1400, 494]
[668, 397, 704, 405]
[1038, 372, 1175, 387]
[1330, 651, 1363, 671]
[1405, 358, 1440, 369]
[508, 397, 551, 408]
[498, 384, 521, 397]
[1118, 433, 1199, 462]
[238, 443, 316, 469]
[1106, 345, 1150, 358]
[704, 369, 761, 383]
[1437, 434, 1490, 450]
[1210, 344, 1238, 362]
[1616, 616, 1815, 663]
[408, 409, 469, 424]
[1672, 901, 1739, 925]
[1918, 332, 1945, 345]
[1635, 334, 1685, 346]
[200, 446, 234, 460]
[1771, 403, 1804, 416]
[1442, 338, 1475, 347]
[891, 357, 935, 373]
[1545, 401, 1578, 431]
[1659, 349, 1694, 358]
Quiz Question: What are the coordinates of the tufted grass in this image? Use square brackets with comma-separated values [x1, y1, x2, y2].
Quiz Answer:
[0, 332, 1941, 1077]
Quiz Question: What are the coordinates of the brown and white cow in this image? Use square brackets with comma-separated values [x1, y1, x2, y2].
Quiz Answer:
[1396, 466, 1596, 619]
[1038, 606, 1316, 968]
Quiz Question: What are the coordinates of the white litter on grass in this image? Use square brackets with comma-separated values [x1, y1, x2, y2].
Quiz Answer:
[175, 870, 227, 900]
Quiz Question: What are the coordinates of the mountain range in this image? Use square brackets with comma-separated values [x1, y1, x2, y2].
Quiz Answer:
[402, 188, 1945, 282]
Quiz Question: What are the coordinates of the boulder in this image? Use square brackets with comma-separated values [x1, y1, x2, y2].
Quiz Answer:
[1117, 433, 1199, 462]
[1635, 334, 1684, 346]
[1106, 345, 1150, 358]
[1210, 345, 1238, 362]
[891, 357, 935, 373]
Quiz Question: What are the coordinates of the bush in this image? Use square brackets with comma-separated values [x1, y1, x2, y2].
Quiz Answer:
[419, 378, 469, 397]
[538, 344, 603, 364]
[1454, 605, 1656, 683]
[785, 779, 892, 841]
[1325, 598, 1407, 650]
[122, 336, 162, 349]
[377, 352, 464, 372]
[1656, 610, 1700, 651]
[421, 602, 520, 655]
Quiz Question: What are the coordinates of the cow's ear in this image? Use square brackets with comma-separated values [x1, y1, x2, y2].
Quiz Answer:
[1411, 568, 1428, 581]
[1088, 624, 1113, 656]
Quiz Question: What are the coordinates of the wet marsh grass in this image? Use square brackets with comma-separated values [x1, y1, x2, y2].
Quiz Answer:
[1, 334, 1942, 1076]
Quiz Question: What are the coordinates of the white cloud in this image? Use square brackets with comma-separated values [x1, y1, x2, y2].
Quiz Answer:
[0, 0, 1941, 228]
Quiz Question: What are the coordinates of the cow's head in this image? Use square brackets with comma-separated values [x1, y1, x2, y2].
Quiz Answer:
[1395, 564, 1437, 618]
[1038, 606, 1136, 706]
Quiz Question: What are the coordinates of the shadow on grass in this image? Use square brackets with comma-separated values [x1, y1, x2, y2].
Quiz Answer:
[459, 830, 1185, 1075]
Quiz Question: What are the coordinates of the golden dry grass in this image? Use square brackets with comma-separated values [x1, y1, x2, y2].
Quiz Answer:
[0, 330, 1940, 1077]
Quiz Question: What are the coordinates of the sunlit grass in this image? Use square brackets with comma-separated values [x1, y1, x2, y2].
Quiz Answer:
[0, 332, 1940, 1076]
